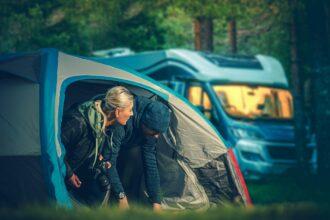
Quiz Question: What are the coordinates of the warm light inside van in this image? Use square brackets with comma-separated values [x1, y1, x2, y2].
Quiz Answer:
[213, 85, 293, 120]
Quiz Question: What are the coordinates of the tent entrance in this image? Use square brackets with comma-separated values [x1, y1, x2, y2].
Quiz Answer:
[63, 80, 158, 111]
[62, 80, 208, 209]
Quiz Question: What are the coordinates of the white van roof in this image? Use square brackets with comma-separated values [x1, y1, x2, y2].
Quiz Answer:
[100, 49, 289, 88]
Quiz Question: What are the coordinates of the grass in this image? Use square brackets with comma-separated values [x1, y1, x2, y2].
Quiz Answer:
[247, 172, 330, 205]
[1, 203, 329, 220]
[1, 172, 330, 220]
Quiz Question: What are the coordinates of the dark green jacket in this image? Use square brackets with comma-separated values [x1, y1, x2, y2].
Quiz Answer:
[61, 100, 125, 185]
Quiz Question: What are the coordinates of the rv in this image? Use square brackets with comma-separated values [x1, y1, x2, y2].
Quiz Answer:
[97, 49, 317, 179]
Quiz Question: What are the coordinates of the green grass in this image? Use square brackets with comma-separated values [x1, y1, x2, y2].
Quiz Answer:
[0, 204, 329, 220]
[1, 173, 330, 220]
[247, 173, 330, 205]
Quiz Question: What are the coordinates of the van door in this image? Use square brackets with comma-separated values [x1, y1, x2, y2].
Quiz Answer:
[185, 82, 214, 121]
[186, 82, 227, 140]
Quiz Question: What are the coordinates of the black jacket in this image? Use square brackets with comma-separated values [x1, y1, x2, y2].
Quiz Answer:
[61, 107, 95, 178]
[61, 102, 125, 185]
[108, 96, 162, 204]
[62, 97, 162, 204]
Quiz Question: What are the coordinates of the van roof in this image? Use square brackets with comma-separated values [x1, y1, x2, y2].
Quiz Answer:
[97, 49, 289, 88]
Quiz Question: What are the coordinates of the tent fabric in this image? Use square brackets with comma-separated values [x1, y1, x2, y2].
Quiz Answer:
[39, 49, 72, 208]
[0, 49, 251, 209]
[0, 77, 40, 156]
[165, 95, 227, 168]
[0, 156, 48, 207]
[192, 154, 240, 205]
[0, 53, 41, 82]
[227, 149, 252, 205]
[156, 129, 210, 210]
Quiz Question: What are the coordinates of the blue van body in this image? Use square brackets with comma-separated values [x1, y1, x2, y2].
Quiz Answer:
[96, 49, 317, 179]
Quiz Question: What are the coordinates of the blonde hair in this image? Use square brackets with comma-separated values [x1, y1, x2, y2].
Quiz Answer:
[104, 86, 133, 112]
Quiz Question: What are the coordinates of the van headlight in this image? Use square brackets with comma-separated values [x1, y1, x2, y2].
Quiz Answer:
[231, 128, 263, 140]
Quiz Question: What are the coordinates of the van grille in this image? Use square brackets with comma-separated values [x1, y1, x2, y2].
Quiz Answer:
[267, 146, 313, 160]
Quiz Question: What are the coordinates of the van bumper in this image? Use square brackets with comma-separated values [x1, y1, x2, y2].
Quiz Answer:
[233, 139, 317, 180]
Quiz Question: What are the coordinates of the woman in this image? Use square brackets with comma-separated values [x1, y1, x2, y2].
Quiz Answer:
[61, 86, 133, 207]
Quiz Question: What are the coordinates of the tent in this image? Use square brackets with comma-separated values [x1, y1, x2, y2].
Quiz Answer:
[0, 49, 251, 209]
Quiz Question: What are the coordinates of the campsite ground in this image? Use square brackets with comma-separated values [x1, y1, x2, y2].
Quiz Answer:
[1, 203, 329, 220]
[248, 171, 330, 205]
[1, 172, 329, 220]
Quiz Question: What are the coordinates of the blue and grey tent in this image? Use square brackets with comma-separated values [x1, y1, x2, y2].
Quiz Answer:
[0, 49, 251, 209]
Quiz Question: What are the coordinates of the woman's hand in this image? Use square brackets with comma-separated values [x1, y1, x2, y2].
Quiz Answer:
[118, 196, 129, 210]
[68, 173, 82, 188]
[153, 203, 162, 212]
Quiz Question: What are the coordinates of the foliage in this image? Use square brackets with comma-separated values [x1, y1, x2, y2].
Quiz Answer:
[159, 6, 194, 50]
[0, 0, 168, 54]
[163, 0, 294, 75]
[0, 0, 299, 70]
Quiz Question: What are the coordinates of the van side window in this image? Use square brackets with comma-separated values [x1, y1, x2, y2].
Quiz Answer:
[187, 85, 212, 119]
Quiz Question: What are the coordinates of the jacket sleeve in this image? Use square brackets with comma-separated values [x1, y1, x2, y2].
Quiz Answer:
[107, 126, 125, 197]
[61, 115, 87, 178]
[141, 136, 161, 204]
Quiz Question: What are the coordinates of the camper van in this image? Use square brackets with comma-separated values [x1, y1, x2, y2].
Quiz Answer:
[98, 49, 317, 179]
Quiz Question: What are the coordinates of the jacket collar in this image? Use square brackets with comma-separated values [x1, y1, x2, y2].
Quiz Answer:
[78, 100, 107, 136]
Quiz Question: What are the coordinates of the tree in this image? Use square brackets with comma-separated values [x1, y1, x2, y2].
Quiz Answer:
[306, 0, 330, 178]
[226, 0, 290, 69]
[227, 17, 237, 54]
[288, 0, 308, 170]
[174, 0, 247, 52]
[194, 16, 213, 51]
[174, 0, 220, 52]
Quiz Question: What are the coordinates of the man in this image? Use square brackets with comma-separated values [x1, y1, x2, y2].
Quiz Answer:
[108, 96, 171, 211]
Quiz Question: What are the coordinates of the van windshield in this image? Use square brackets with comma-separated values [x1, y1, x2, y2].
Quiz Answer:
[212, 84, 293, 120]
